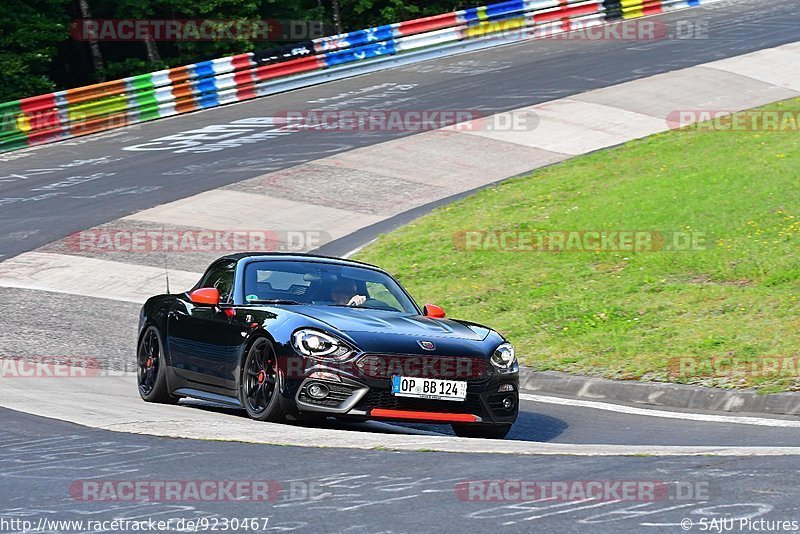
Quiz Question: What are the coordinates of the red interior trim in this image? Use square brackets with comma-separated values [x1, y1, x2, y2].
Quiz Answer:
[370, 408, 477, 423]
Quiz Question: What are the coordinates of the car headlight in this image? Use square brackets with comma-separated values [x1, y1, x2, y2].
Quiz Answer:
[491, 343, 518, 374]
[292, 329, 352, 359]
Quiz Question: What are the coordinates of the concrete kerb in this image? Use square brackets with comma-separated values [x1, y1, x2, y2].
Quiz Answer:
[519, 368, 800, 417]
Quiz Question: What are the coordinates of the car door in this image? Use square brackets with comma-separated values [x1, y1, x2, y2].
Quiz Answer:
[167, 260, 245, 395]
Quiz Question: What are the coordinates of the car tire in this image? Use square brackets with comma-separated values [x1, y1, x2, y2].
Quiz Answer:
[451, 424, 512, 439]
[137, 326, 180, 404]
[240, 338, 285, 423]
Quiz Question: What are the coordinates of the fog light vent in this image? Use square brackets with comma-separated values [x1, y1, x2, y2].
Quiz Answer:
[307, 383, 330, 400]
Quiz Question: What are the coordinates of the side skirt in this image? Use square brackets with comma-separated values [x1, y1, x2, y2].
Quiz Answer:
[173, 388, 243, 408]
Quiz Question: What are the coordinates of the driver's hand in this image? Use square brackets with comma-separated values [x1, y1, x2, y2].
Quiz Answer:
[347, 295, 367, 307]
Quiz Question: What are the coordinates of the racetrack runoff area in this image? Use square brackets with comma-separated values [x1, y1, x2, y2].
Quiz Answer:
[0, 37, 799, 454]
[1, 4, 800, 530]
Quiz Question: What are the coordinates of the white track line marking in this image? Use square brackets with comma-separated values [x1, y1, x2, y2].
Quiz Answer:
[520, 393, 800, 428]
[343, 239, 376, 259]
[0, 375, 799, 455]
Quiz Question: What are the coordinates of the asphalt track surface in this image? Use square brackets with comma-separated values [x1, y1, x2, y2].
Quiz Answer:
[2, 0, 800, 261]
[2, 408, 800, 533]
[2, 0, 800, 531]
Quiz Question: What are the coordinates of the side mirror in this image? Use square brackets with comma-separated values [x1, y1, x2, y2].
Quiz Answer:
[423, 304, 446, 319]
[189, 288, 220, 306]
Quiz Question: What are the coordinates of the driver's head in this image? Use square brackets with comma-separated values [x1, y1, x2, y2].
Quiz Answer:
[330, 279, 357, 305]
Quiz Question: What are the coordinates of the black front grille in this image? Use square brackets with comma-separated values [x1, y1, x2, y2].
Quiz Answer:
[356, 389, 484, 415]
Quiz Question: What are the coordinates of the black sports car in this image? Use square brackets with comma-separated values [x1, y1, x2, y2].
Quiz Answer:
[137, 253, 519, 438]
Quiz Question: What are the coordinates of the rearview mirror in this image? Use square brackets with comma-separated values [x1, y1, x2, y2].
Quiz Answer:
[189, 288, 220, 306]
[423, 304, 446, 319]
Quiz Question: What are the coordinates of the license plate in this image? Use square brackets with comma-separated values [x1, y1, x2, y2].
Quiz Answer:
[391, 376, 467, 402]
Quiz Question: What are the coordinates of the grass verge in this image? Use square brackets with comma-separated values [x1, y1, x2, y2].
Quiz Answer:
[355, 98, 800, 392]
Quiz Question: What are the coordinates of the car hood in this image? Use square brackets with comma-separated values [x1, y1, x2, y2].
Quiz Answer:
[287, 305, 491, 343]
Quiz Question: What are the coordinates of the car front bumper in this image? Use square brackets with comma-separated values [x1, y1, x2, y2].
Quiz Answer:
[284, 361, 519, 425]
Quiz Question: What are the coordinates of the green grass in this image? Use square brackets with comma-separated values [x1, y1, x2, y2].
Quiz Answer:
[355, 98, 800, 392]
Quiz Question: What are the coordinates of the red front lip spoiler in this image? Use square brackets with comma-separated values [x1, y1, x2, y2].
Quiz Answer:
[369, 408, 478, 423]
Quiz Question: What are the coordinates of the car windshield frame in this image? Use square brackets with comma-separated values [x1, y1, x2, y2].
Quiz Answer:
[235, 258, 421, 314]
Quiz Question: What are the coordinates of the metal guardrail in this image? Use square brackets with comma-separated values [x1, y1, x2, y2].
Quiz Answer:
[0, 0, 716, 153]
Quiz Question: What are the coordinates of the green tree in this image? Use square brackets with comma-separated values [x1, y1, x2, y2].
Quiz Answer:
[338, 0, 472, 30]
[91, 0, 274, 80]
[0, 0, 70, 101]
[0, 0, 474, 102]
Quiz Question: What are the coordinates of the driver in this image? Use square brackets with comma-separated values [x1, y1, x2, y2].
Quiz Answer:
[330, 279, 367, 307]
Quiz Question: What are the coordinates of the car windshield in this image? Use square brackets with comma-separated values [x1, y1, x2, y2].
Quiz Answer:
[242, 260, 418, 313]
